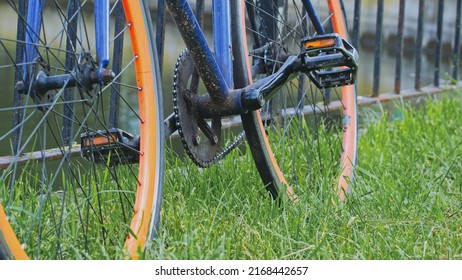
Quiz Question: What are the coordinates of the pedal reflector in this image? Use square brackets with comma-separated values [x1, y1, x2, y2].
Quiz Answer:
[304, 38, 336, 49]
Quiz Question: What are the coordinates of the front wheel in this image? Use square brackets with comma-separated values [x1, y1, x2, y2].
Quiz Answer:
[0, 0, 163, 259]
[233, 0, 358, 200]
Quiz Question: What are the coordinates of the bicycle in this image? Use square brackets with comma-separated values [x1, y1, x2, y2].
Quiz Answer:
[0, 0, 358, 259]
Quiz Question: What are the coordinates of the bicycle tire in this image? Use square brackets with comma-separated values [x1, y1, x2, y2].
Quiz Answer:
[232, 0, 357, 200]
[0, 0, 163, 259]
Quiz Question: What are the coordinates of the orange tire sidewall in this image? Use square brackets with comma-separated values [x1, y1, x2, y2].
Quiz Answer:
[122, 0, 160, 259]
[328, 0, 358, 200]
[0, 205, 28, 259]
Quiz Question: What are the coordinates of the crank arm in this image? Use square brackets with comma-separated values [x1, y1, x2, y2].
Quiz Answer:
[240, 34, 359, 110]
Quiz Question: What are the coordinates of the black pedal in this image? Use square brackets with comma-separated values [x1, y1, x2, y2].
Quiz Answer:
[81, 128, 140, 165]
[300, 34, 358, 88]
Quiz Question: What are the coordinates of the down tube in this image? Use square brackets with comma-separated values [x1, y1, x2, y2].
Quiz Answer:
[165, 0, 230, 98]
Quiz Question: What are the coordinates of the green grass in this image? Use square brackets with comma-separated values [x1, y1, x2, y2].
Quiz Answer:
[3, 92, 462, 259]
[1, 163, 135, 259]
[144, 92, 462, 260]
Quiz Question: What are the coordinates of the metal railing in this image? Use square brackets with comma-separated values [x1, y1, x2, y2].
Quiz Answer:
[349, 0, 462, 98]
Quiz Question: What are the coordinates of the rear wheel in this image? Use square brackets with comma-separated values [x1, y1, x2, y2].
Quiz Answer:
[0, 0, 163, 259]
[233, 0, 358, 200]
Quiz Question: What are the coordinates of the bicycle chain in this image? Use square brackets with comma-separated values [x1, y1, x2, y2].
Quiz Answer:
[173, 49, 245, 168]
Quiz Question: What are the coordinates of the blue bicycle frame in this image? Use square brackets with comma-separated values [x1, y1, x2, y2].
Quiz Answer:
[23, 0, 111, 84]
[164, 0, 327, 120]
[22, 0, 329, 117]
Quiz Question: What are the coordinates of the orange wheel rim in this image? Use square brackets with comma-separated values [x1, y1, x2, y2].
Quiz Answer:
[0, 205, 28, 260]
[122, 0, 161, 259]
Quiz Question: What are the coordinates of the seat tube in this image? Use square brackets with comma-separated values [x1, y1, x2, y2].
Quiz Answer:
[213, 0, 233, 89]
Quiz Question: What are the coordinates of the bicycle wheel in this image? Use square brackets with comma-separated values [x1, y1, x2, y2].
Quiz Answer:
[232, 0, 357, 200]
[0, 0, 163, 259]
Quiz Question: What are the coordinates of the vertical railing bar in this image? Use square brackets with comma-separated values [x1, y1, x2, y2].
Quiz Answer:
[452, 0, 462, 83]
[156, 0, 166, 76]
[415, 0, 425, 90]
[434, 0, 444, 87]
[394, 0, 405, 94]
[372, 0, 384, 97]
[352, 0, 361, 50]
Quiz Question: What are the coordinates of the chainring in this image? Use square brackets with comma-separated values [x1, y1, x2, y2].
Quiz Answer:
[173, 50, 222, 167]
